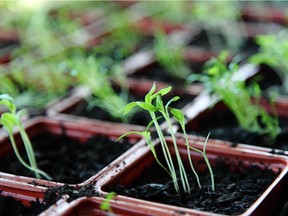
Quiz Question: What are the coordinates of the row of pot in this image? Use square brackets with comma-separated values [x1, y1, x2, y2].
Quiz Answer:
[0, 115, 288, 215]
[2, 50, 288, 216]
[1, 59, 288, 215]
[1, 1, 288, 215]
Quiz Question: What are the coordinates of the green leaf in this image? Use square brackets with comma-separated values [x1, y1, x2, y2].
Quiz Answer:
[156, 95, 164, 110]
[0, 100, 16, 113]
[186, 74, 202, 84]
[16, 109, 27, 120]
[0, 94, 14, 101]
[116, 131, 145, 142]
[100, 192, 116, 211]
[145, 82, 156, 103]
[136, 102, 158, 112]
[207, 65, 219, 76]
[157, 86, 172, 96]
[166, 96, 180, 108]
[218, 50, 229, 62]
[0, 113, 17, 133]
[170, 108, 185, 124]
[120, 102, 138, 116]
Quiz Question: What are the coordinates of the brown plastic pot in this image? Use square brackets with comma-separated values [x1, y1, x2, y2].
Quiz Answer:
[40, 196, 172, 216]
[242, 3, 288, 25]
[95, 136, 288, 216]
[0, 116, 145, 191]
[0, 191, 69, 216]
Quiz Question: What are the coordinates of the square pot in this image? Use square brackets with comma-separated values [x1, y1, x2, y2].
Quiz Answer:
[95, 136, 288, 215]
[40, 196, 170, 216]
[0, 117, 145, 191]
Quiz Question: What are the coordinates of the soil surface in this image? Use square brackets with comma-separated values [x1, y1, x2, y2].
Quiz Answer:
[129, 62, 199, 85]
[110, 158, 278, 215]
[189, 28, 259, 58]
[0, 132, 133, 184]
[0, 183, 98, 216]
[186, 109, 288, 152]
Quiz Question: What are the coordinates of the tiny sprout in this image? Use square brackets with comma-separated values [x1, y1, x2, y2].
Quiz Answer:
[190, 52, 281, 144]
[100, 192, 116, 216]
[0, 94, 51, 179]
[117, 83, 214, 194]
[153, 31, 190, 80]
[249, 31, 288, 93]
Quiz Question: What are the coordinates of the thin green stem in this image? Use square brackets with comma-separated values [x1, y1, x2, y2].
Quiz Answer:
[162, 111, 190, 193]
[150, 111, 179, 192]
[180, 123, 201, 189]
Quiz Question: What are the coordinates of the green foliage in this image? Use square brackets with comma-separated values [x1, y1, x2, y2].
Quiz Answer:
[0, 94, 51, 179]
[95, 10, 144, 61]
[66, 54, 131, 123]
[0, 2, 83, 110]
[117, 83, 214, 194]
[153, 31, 190, 80]
[190, 1, 244, 52]
[100, 192, 116, 216]
[249, 31, 288, 93]
[190, 52, 281, 144]
[140, 1, 192, 24]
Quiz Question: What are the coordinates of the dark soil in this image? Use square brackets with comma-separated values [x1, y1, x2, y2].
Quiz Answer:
[129, 62, 199, 86]
[189, 28, 259, 57]
[246, 64, 284, 93]
[186, 109, 288, 152]
[0, 132, 133, 184]
[110, 159, 278, 215]
[0, 183, 98, 216]
[92, 34, 153, 61]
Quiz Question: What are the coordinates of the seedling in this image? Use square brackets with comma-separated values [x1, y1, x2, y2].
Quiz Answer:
[0, 94, 51, 179]
[153, 31, 190, 80]
[117, 83, 214, 194]
[0, 2, 81, 109]
[189, 52, 281, 144]
[190, 1, 245, 52]
[249, 30, 288, 93]
[100, 192, 116, 216]
[67, 54, 131, 123]
[95, 10, 143, 61]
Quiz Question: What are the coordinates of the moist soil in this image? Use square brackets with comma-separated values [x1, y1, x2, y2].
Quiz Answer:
[246, 64, 284, 93]
[186, 109, 288, 152]
[189, 28, 259, 58]
[0, 132, 133, 184]
[129, 62, 201, 85]
[110, 158, 278, 215]
[0, 183, 99, 216]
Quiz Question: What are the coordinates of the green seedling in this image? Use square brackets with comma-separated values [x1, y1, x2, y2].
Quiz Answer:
[100, 192, 116, 216]
[0, 2, 81, 110]
[189, 52, 281, 144]
[117, 83, 214, 194]
[95, 10, 143, 61]
[0, 94, 51, 179]
[190, 1, 245, 52]
[67, 54, 131, 123]
[249, 31, 288, 93]
[153, 31, 190, 80]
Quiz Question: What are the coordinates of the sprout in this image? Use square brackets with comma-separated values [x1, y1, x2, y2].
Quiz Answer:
[0, 94, 51, 179]
[189, 52, 281, 144]
[117, 83, 214, 193]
